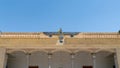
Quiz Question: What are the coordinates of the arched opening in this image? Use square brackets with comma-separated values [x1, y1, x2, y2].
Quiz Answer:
[96, 51, 115, 68]
[75, 51, 92, 68]
[52, 51, 71, 68]
[6, 49, 115, 68]
[7, 51, 27, 68]
[7, 51, 48, 68]
[29, 51, 48, 68]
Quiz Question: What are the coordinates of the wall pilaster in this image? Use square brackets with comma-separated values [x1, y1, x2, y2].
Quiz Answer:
[0, 48, 7, 68]
[116, 48, 120, 68]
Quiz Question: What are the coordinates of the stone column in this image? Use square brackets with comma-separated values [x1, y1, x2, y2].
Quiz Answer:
[70, 53, 75, 68]
[4, 54, 8, 68]
[91, 53, 96, 68]
[26, 53, 31, 68]
[0, 48, 6, 68]
[115, 48, 120, 68]
[48, 53, 52, 68]
[114, 53, 118, 68]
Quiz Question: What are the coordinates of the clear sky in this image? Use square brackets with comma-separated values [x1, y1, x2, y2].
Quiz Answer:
[0, 0, 120, 32]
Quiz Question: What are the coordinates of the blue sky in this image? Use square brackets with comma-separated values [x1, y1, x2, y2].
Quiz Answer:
[0, 0, 120, 32]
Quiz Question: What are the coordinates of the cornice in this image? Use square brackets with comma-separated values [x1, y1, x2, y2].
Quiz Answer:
[0, 32, 120, 38]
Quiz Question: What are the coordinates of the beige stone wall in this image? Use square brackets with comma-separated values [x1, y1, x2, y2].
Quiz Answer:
[0, 32, 120, 68]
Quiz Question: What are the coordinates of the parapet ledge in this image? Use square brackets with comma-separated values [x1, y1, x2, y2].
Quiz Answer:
[0, 32, 120, 39]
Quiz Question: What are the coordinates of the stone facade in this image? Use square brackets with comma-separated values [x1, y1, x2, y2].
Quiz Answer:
[0, 32, 120, 68]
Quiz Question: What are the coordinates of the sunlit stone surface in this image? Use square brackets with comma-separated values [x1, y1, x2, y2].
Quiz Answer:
[0, 32, 120, 68]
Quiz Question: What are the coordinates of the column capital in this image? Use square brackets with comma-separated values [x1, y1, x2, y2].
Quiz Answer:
[26, 53, 31, 55]
[91, 52, 96, 55]
[48, 53, 52, 59]
[70, 53, 75, 55]
[70, 53, 75, 59]
[113, 52, 116, 56]
[48, 53, 53, 55]
[91, 53, 96, 59]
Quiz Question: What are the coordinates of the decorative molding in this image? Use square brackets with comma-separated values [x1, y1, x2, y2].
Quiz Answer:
[0, 32, 120, 38]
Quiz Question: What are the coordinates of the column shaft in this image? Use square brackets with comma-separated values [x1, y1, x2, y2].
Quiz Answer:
[114, 53, 118, 68]
[26, 53, 31, 68]
[116, 48, 120, 68]
[92, 53, 96, 68]
[48, 53, 52, 68]
[0, 48, 6, 68]
[4, 54, 8, 68]
[71, 53, 75, 68]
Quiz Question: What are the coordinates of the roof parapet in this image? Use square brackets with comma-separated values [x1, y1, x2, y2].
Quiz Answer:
[0, 32, 119, 38]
